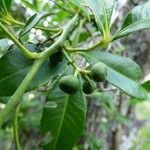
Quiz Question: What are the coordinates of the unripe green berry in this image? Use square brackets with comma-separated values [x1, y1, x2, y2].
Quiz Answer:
[91, 62, 107, 82]
[82, 80, 96, 94]
[59, 75, 79, 94]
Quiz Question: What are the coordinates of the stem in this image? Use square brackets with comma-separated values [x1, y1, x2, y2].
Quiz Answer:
[0, 14, 79, 127]
[63, 50, 79, 70]
[41, 12, 56, 19]
[0, 18, 10, 25]
[64, 40, 107, 52]
[12, 20, 61, 33]
[52, 30, 62, 39]
[35, 26, 61, 33]
[85, 74, 91, 81]
[0, 59, 44, 127]
[101, 0, 110, 39]
[40, 14, 78, 58]
[63, 50, 90, 75]
[0, 23, 40, 59]
[38, 30, 62, 46]
[13, 104, 21, 150]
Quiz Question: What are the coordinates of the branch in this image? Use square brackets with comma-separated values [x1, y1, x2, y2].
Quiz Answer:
[13, 104, 21, 150]
[0, 59, 44, 127]
[64, 40, 107, 52]
[40, 14, 79, 58]
[0, 22, 40, 59]
[0, 14, 79, 127]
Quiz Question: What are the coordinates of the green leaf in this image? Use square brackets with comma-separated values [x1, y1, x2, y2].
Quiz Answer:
[107, 68, 147, 99]
[0, 0, 12, 12]
[81, 51, 142, 80]
[69, 0, 91, 17]
[114, 1, 150, 39]
[69, 0, 115, 35]
[19, 13, 43, 37]
[41, 84, 87, 150]
[142, 80, 150, 91]
[80, 51, 148, 99]
[4, 0, 12, 12]
[0, 44, 66, 96]
[0, 96, 9, 104]
[102, 0, 115, 28]
[128, 98, 145, 105]
[0, 29, 6, 39]
[86, 0, 115, 35]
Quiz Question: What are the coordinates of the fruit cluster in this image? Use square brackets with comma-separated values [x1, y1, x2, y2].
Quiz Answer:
[58, 62, 107, 95]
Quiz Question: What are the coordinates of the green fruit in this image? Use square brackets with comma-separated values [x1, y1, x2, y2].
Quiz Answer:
[82, 80, 96, 94]
[91, 62, 107, 82]
[59, 75, 79, 94]
[49, 50, 63, 65]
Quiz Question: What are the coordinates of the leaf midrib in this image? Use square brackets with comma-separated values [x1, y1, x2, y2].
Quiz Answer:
[53, 94, 69, 149]
[100, 0, 109, 31]
[107, 67, 147, 99]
